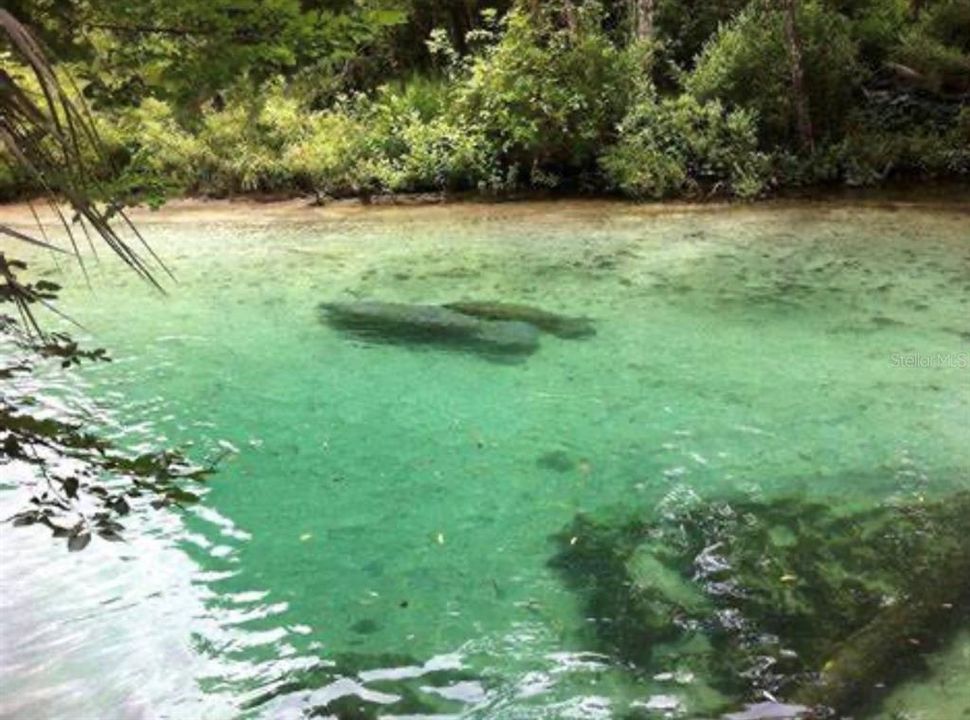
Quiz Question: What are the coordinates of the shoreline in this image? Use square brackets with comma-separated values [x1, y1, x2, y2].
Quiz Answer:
[1, 183, 968, 227]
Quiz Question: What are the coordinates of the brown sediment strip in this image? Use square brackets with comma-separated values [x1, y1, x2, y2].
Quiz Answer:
[0, 196, 725, 228]
[1, 187, 967, 230]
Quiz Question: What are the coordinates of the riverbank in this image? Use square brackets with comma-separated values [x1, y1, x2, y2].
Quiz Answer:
[2, 183, 968, 230]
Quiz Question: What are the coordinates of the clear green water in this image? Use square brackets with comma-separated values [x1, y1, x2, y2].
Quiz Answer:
[1, 200, 968, 719]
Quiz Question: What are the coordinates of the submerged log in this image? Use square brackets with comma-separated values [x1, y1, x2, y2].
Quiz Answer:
[443, 301, 596, 339]
[795, 495, 970, 715]
[550, 491, 970, 719]
[320, 301, 541, 357]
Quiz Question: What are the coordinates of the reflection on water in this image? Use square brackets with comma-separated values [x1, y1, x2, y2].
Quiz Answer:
[1, 199, 968, 719]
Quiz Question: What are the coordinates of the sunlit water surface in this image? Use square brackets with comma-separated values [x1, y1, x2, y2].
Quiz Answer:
[1, 199, 968, 719]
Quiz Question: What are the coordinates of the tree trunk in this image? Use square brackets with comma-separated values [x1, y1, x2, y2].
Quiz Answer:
[781, 0, 814, 152]
[524, 0, 541, 22]
[562, 0, 578, 34]
[635, 0, 654, 41]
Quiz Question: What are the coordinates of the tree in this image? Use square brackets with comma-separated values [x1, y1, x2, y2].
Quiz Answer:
[4, 0, 414, 110]
[633, 0, 655, 40]
[1, 9, 164, 288]
[780, 0, 815, 151]
[687, 2, 859, 148]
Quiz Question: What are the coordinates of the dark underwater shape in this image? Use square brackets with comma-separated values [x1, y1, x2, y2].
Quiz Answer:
[442, 301, 596, 339]
[537, 449, 576, 472]
[550, 491, 970, 719]
[320, 301, 541, 358]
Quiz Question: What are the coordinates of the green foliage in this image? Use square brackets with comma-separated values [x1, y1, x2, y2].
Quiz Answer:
[99, 98, 202, 204]
[0, 150, 30, 201]
[833, 0, 909, 65]
[688, 2, 861, 146]
[892, 0, 970, 94]
[284, 110, 378, 197]
[601, 94, 769, 198]
[1, 261, 211, 551]
[653, 0, 751, 74]
[454, 3, 643, 183]
[919, 0, 970, 51]
[838, 121, 970, 184]
[381, 115, 499, 192]
[4, 0, 969, 203]
[770, 106, 970, 187]
[26, 0, 412, 107]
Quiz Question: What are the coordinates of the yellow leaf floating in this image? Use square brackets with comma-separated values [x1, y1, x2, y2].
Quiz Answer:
[437, 532, 445, 545]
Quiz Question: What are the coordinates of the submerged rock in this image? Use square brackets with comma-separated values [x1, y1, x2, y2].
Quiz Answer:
[320, 301, 540, 358]
[550, 491, 970, 719]
[537, 449, 576, 473]
[350, 618, 380, 635]
[443, 301, 596, 339]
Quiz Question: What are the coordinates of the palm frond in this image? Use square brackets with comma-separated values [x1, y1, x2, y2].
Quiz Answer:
[0, 8, 171, 307]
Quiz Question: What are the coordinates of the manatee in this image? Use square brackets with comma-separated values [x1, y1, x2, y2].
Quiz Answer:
[443, 301, 596, 339]
[320, 301, 540, 357]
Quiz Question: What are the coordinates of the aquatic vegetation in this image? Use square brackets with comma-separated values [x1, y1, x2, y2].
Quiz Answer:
[551, 490, 970, 717]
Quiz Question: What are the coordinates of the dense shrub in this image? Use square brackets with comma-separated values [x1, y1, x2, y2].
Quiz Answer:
[4, 0, 967, 204]
[892, 0, 970, 94]
[101, 84, 307, 199]
[0, 152, 27, 202]
[838, 111, 970, 183]
[827, 0, 908, 65]
[769, 105, 970, 186]
[99, 99, 203, 203]
[454, 3, 643, 184]
[283, 111, 378, 197]
[601, 94, 769, 198]
[359, 82, 500, 193]
[687, 2, 861, 146]
[653, 0, 751, 73]
[192, 86, 303, 194]
[919, 0, 970, 52]
[384, 117, 501, 192]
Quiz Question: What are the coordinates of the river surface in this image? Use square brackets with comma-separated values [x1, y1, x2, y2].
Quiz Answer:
[1, 199, 968, 719]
